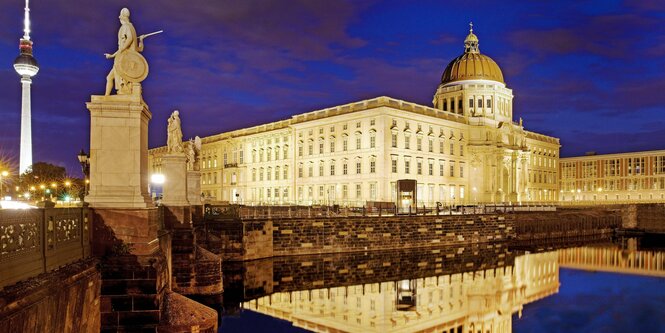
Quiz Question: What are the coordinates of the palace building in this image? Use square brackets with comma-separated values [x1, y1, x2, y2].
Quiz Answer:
[149, 26, 560, 206]
[559, 150, 665, 203]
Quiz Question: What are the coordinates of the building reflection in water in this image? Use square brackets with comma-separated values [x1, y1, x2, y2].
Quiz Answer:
[242, 251, 559, 333]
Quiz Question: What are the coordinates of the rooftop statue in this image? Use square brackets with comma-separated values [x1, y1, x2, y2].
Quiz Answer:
[104, 8, 162, 95]
[167, 110, 183, 154]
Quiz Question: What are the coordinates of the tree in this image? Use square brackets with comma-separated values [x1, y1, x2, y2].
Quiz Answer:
[18, 162, 69, 200]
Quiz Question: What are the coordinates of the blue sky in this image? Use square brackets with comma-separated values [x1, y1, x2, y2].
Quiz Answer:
[0, 0, 663, 175]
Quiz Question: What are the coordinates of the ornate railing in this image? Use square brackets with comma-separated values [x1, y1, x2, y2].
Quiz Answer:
[0, 207, 90, 289]
[203, 203, 557, 220]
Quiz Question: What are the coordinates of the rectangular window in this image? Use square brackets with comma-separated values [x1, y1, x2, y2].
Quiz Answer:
[343, 139, 348, 151]
[319, 186, 324, 197]
[330, 163, 335, 176]
[478, 99, 483, 108]
[450, 143, 454, 155]
[319, 163, 324, 176]
[405, 161, 410, 174]
[356, 161, 362, 174]
[370, 160, 376, 173]
[428, 139, 433, 152]
[343, 162, 348, 175]
[369, 183, 377, 201]
[460, 144, 464, 157]
[298, 165, 303, 178]
[319, 142, 324, 154]
[308, 144, 313, 155]
[284, 166, 288, 179]
[450, 161, 455, 177]
[460, 163, 464, 178]
[299, 145, 303, 157]
[356, 184, 362, 198]
[308, 164, 313, 177]
[370, 119, 375, 126]
[469, 99, 474, 108]
[356, 137, 361, 150]
[417, 161, 422, 175]
[439, 163, 444, 176]
[330, 141, 335, 153]
[239, 151, 244, 164]
[417, 138, 422, 151]
[439, 141, 444, 154]
[342, 185, 348, 199]
[405, 135, 410, 149]
[487, 99, 492, 108]
[370, 136, 376, 148]
[428, 162, 433, 176]
[392, 160, 397, 173]
[391, 134, 397, 148]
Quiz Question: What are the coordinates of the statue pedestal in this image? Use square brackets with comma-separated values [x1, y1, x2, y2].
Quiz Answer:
[162, 153, 189, 206]
[85, 84, 152, 208]
[187, 171, 202, 205]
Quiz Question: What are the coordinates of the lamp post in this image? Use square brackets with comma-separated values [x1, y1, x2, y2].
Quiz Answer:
[77, 149, 90, 196]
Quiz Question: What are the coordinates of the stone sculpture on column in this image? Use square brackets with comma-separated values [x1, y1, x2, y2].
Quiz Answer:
[162, 110, 190, 207]
[187, 136, 203, 206]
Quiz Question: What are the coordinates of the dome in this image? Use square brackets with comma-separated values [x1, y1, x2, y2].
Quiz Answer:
[14, 54, 39, 77]
[440, 24, 504, 85]
[14, 53, 38, 67]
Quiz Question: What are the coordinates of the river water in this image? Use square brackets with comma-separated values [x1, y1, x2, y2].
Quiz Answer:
[216, 236, 665, 333]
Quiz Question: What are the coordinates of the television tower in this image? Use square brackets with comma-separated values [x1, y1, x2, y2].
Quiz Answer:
[13, 0, 39, 175]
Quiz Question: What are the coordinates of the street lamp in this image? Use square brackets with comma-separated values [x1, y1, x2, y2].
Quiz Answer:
[0, 170, 8, 198]
[77, 149, 90, 196]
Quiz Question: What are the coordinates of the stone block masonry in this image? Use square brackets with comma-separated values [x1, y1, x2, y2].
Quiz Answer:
[209, 214, 514, 261]
[0, 258, 101, 333]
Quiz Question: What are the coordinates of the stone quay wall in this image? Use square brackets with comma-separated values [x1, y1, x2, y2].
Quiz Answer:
[513, 209, 621, 242]
[618, 204, 665, 233]
[0, 258, 101, 333]
[207, 214, 514, 261]
[222, 243, 515, 305]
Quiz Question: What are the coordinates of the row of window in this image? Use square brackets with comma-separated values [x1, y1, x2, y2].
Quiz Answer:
[251, 165, 290, 182]
[391, 158, 464, 178]
[297, 159, 377, 177]
[562, 155, 665, 179]
[562, 177, 665, 192]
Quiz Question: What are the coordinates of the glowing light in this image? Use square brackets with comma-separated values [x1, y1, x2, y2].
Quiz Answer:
[23, 0, 31, 40]
[50, 183, 56, 188]
[151, 174, 165, 184]
[0, 171, 8, 177]
[0, 200, 36, 209]
[64, 181, 71, 187]
[64, 195, 71, 202]
[24, 192, 30, 199]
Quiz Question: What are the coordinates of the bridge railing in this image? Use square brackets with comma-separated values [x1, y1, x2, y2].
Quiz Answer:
[203, 203, 557, 220]
[0, 207, 91, 289]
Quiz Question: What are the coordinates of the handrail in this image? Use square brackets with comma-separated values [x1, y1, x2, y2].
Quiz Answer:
[0, 207, 91, 289]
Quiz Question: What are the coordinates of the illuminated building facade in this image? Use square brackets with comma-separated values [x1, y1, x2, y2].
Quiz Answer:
[559, 150, 665, 203]
[242, 251, 559, 333]
[149, 25, 560, 205]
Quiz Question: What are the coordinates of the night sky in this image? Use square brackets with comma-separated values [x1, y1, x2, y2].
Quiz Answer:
[0, 0, 663, 176]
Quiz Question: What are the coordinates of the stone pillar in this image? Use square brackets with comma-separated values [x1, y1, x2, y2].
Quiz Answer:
[162, 154, 192, 228]
[162, 154, 189, 206]
[187, 170, 202, 205]
[85, 84, 152, 208]
[508, 154, 518, 202]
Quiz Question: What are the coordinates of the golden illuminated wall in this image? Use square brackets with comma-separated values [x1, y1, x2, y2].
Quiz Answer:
[559, 150, 665, 203]
[558, 244, 665, 277]
[243, 251, 559, 333]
